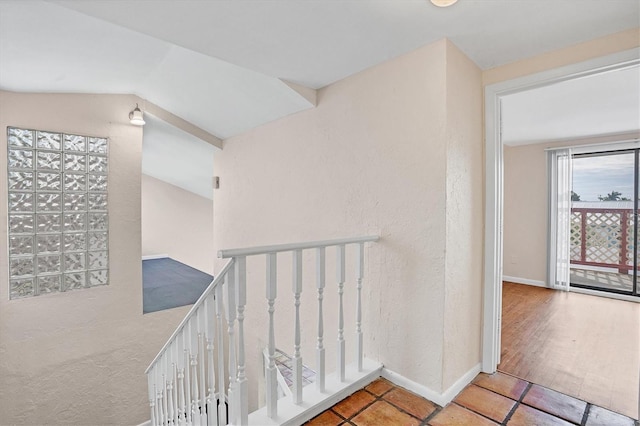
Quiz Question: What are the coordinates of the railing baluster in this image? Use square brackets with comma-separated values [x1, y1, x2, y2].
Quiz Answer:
[316, 247, 326, 392]
[356, 242, 364, 372]
[177, 331, 186, 424]
[185, 324, 192, 425]
[166, 347, 174, 425]
[215, 284, 227, 426]
[172, 342, 179, 425]
[148, 369, 156, 426]
[198, 309, 207, 425]
[266, 253, 278, 419]
[156, 365, 164, 426]
[292, 249, 303, 404]
[235, 257, 249, 425]
[225, 265, 238, 424]
[204, 294, 217, 426]
[336, 244, 346, 382]
[190, 317, 200, 426]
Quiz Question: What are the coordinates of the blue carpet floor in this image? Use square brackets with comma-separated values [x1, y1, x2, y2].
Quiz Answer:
[143, 258, 214, 314]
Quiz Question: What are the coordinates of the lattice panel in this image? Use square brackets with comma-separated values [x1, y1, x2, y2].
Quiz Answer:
[7, 127, 109, 299]
[584, 212, 621, 265]
[570, 212, 582, 261]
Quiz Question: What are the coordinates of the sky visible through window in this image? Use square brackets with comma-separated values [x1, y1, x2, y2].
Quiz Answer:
[572, 152, 634, 202]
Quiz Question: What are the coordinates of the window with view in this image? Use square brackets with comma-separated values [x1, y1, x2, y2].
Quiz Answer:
[7, 126, 109, 299]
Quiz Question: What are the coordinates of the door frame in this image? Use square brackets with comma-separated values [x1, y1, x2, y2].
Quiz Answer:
[482, 48, 640, 373]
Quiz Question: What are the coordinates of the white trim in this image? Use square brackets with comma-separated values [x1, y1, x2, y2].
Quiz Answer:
[483, 47, 640, 376]
[247, 358, 383, 426]
[502, 276, 547, 288]
[218, 235, 379, 258]
[136, 421, 151, 426]
[142, 254, 169, 260]
[570, 287, 640, 303]
[381, 363, 482, 407]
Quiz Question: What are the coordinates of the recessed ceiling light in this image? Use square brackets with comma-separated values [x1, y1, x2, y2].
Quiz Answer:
[430, 0, 458, 7]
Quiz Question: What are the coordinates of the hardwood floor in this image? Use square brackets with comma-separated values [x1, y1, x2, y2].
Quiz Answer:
[498, 282, 640, 419]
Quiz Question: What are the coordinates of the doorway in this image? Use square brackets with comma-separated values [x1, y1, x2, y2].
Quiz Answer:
[571, 149, 640, 297]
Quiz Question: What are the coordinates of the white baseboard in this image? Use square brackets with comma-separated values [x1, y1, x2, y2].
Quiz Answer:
[382, 362, 481, 407]
[142, 254, 169, 260]
[502, 275, 547, 288]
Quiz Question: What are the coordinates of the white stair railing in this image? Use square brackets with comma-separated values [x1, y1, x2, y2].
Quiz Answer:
[146, 235, 378, 426]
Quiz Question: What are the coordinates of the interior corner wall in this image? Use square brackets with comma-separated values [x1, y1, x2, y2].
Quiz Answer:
[142, 173, 214, 274]
[442, 40, 484, 390]
[0, 91, 190, 425]
[214, 39, 450, 407]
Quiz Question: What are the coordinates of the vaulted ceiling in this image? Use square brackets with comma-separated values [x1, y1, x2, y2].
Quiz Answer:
[1, 0, 638, 196]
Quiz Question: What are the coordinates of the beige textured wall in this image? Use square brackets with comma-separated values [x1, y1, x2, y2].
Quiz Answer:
[483, 28, 640, 86]
[142, 173, 214, 274]
[0, 91, 189, 425]
[213, 38, 483, 408]
[442, 41, 483, 389]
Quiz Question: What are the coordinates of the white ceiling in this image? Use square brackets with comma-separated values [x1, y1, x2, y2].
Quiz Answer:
[1, 0, 638, 195]
[502, 65, 640, 146]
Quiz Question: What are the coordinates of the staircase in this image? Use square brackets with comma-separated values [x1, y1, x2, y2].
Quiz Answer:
[145, 236, 380, 425]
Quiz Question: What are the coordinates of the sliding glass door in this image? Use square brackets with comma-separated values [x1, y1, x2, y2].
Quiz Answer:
[570, 149, 639, 296]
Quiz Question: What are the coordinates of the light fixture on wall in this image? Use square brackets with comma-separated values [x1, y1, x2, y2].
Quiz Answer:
[430, 0, 458, 6]
[129, 103, 146, 126]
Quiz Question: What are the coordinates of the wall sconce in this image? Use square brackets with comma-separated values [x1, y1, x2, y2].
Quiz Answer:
[129, 104, 146, 126]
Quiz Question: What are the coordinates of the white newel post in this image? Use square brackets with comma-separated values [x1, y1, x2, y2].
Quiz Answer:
[225, 266, 238, 424]
[355, 242, 364, 372]
[198, 309, 207, 425]
[185, 326, 192, 425]
[292, 249, 303, 404]
[190, 317, 201, 426]
[235, 256, 249, 425]
[177, 332, 186, 424]
[266, 252, 278, 419]
[316, 247, 326, 393]
[148, 370, 156, 426]
[336, 244, 346, 382]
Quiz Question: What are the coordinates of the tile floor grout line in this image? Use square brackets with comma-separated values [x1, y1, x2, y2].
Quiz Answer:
[450, 401, 506, 425]
[422, 406, 443, 426]
[501, 382, 533, 425]
[580, 403, 591, 426]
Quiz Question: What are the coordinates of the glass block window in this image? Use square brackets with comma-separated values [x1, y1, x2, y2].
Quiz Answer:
[7, 127, 109, 299]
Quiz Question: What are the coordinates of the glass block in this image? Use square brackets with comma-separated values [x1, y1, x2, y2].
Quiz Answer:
[8, 148, 33, 169]
[9, 192, 34, 212]
[37, 172, 61, 191]
[64, 154, 86, 172]
[37, 131, 61, 150]
[8, 171, 33, 191]
[9, 214, 34, 234]
[37, 193, 62, 212]
[88, 232, 108, 250]
[88, 213, 108, 230]
[88, 155, 108, 173]
[8, 128, 33, 148]
[9, 235, 34, 256]
[64, 252, 86, 272]
[63, 272, 86, 291]
[37, 234, 61, 254]
[88, 174, 107, 192]
[10, 257, 34, 277]
[36, 213, 61, 233]
[64, 193, 86, 211]
[88, 137, 108, 154]
[88, 269, 108, 287]
[64, 173, 86, 192]
[38, 275, 61, 294]
[64, 233, 86, 252]
[37, 151, 62, 171]
[63, 134, 86, 152]
[88, 251, 108, 270]
[38, 254, 61, 274]
[10, 278, 35, 299]
[88, 193, 107, 211]
[64, 213, 87, 232]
